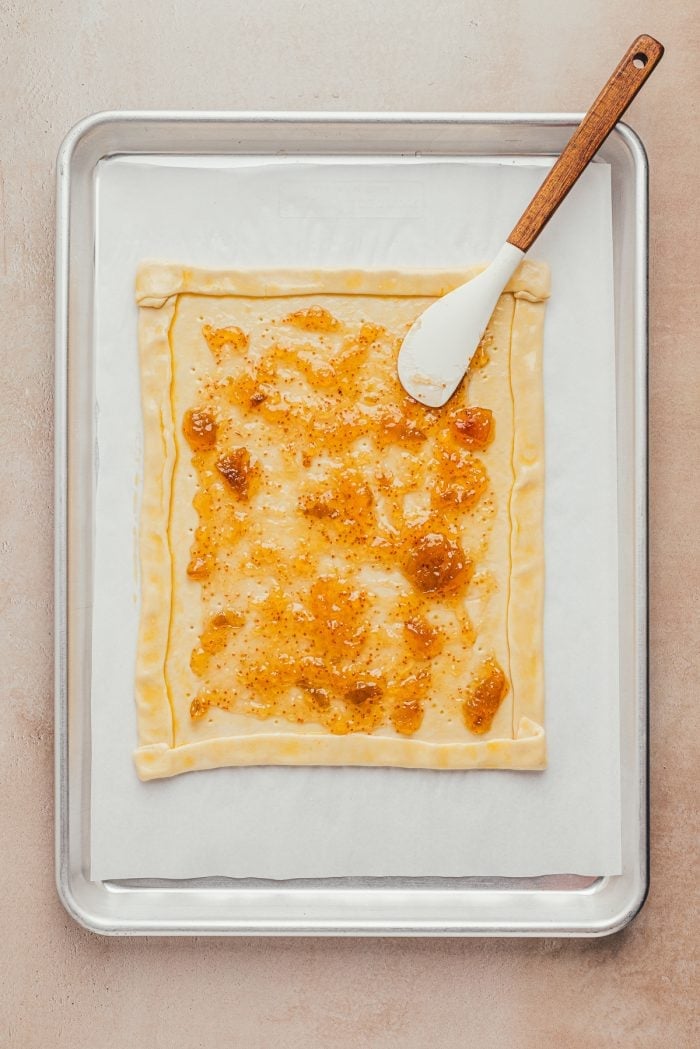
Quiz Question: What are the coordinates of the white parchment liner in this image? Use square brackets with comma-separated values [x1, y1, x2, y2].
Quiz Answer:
[90, 155, 621, 879]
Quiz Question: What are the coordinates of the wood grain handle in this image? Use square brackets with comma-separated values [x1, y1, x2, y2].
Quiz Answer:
[508, 34, 664, 252]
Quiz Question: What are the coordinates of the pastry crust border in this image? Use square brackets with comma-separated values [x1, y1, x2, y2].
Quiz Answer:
[134, 265, 549, 780]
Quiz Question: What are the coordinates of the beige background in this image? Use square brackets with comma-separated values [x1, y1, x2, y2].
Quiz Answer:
[1, 0, 698, 1045]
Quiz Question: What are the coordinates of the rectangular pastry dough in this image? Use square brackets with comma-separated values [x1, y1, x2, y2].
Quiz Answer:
[134, 263, 549, 780]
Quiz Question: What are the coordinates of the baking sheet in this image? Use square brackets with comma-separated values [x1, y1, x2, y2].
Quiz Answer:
[90, 155, 621, 880]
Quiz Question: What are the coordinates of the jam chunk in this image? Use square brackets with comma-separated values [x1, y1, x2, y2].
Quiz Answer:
[190, 689, 234, 720]
[190, 608, 245, 674]
[391, 699, 424, 736]
[307, 576, 369, 655]
[403, 532, 472, 595]
[432, 448, 488, 510]
[377, 405, 427, 447]
[190, 694, 210, 720]
[358, 322, 385, 345]
[462, 658, 509, 734]
[403, 615, 444, 658]
[283, 305, 340, 333]
[186, 552, 214, 580]
[300, 471, 375, 530]
[344, 679, 383, 704]
[299, 682, 331, 710]
[451, 407, 494, 450]
[182, 408, 218, 451]
[216, 448, 255, 500]
[202, 324, 248, 362]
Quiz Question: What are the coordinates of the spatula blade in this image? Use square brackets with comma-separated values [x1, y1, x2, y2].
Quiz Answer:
[397, 242, 524, 407]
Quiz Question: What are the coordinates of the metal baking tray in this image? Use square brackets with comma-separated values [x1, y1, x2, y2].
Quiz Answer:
[55, 112, 648, 936]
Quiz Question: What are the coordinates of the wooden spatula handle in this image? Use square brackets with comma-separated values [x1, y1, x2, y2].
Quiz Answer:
[507, 34, 663, 252]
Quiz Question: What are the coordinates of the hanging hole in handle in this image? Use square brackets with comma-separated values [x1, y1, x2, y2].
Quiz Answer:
[632, 52, 648, 68]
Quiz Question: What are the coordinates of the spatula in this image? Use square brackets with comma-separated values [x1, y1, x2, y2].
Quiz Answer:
[397, 34, 664, 407]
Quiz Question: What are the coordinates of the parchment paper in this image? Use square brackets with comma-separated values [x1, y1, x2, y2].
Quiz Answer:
[90, 154, 621, 879]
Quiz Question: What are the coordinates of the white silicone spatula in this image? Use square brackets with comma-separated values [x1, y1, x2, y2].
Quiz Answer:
[397, 34, 663, 407]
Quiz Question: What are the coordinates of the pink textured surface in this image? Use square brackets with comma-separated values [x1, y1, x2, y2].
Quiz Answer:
[1, 1, 698, 1046]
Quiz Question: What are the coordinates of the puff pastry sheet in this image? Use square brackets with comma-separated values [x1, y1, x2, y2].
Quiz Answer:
[134, 264, 549, 779]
